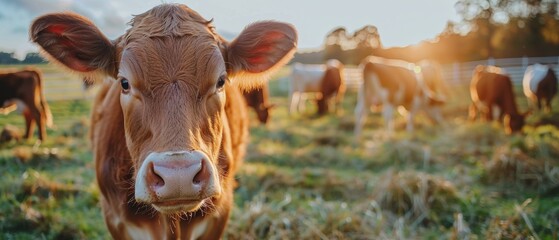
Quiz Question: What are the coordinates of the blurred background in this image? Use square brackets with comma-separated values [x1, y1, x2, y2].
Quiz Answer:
[1, 0, 558, 239]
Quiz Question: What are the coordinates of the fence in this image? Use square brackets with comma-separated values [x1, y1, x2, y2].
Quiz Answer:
[42, 73, 93, 101]
[440, 56, 559, 85]
[342, 56, 559, 91]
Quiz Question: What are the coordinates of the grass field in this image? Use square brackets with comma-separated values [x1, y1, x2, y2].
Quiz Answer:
[1, 65, 558, 239]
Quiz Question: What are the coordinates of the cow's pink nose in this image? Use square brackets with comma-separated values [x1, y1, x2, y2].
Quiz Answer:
[145, 157, 210, 200]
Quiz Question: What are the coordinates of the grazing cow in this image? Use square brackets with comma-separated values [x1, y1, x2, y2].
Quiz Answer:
[469, 65, 527, 134]
[242, 83, 274, 124]
[289, 59, 346, 115]
[354, 56, 447, 139]
[522, 63, 558, 112]
[0, 69, 53, 140]
[30, 4, 297, 239]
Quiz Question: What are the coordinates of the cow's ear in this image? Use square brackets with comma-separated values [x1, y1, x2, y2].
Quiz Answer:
[30, 13, 117, 77]
[226, 21, 297, 90]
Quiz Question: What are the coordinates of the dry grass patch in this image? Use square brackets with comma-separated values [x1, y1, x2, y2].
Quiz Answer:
[373, 170, 461, 225]
[0, 125, 22, 144]
[484, 147, 544, 187]
[369, 140, 433, 169]
[484, 199, 540, 240]
[479, 125, 559, 191]
[20, 170, 79, 199]
[12, 146, 33, 163]
[62, 118, 89, 138]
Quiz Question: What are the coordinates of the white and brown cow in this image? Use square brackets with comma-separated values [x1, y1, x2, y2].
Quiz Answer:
[30, 4, 297, 239]
[354, 56, 447, 139]
[289, 59, 346, 115]
[522, 63, 558, 112]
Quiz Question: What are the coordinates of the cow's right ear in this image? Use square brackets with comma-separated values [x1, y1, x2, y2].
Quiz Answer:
[30, 13, 117, 77]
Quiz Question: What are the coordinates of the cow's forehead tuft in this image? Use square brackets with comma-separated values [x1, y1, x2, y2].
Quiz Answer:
[121, 3, 217, 46]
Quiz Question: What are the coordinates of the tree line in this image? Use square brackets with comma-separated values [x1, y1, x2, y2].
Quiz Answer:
[0, 52, 46, 65]
[293, 0, 559, 65]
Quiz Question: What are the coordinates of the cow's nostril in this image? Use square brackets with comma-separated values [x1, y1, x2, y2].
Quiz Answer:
[147, 161, 165, 189]
[193, 159, 209, 185]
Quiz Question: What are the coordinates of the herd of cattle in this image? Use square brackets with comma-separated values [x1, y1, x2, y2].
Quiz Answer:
[0, 3, 558, 239]
[245, 57, 557, 137]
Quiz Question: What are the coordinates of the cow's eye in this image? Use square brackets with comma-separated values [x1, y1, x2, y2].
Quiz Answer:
[216, 75, 226, 90]
[120, 78, 130, 93]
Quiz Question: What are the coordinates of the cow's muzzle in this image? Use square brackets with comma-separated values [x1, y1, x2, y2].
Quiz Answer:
[134, 150, 221, 214]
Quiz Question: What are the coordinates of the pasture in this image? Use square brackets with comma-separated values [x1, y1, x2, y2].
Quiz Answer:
[1, 64, 558, 239]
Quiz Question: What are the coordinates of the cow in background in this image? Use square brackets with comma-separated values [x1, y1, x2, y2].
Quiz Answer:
[31, 3, 296, 239]
[0, 69, 53, 140]
[242, 83, 274, 124]
[522, 63, 558, 112]
[290, 59, 346, 115]
[354, 56, 448, 139]
[469, 65, 528, 134]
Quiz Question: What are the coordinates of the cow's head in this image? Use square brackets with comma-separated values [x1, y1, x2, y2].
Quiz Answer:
[259, 103, 275, 124]
[256, 103, 275, 124]
[504, 112, 528, 134]
[30, 4, 296, 214]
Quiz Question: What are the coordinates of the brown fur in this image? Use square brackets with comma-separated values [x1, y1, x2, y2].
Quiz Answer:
[363, 62, 418, 108]
[242, 83, 273, 124]
[317, 60, 346, 115]
[30, 3, 296, 239]
[469, 65, 525, 134]
[535, 68, 558, 111]
[0, 69, 52, 140]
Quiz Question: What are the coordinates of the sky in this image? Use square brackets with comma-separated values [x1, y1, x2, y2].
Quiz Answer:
[0, 0, 461, 59]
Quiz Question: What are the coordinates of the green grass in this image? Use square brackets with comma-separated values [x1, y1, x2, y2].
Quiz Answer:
[1, 65, 559, 239]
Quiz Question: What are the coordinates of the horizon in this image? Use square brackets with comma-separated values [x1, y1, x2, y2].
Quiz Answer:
[0, 0, 461, 59]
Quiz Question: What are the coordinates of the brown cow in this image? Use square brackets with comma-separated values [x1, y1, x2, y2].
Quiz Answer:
[242, 83, 274, 124]
[30, 3, 297, 239]
[469, 65, 527, 134]
[289, 59, 346, 115]
[0, 69, 53, 140]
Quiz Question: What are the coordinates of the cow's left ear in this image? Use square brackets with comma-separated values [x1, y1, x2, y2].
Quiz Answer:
[30, 13, 117, 77]
[226, 21, 297, 90]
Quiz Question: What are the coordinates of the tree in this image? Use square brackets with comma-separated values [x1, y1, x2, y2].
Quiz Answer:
[324, 27, 348, 62]
[0, 52, 20, 64]
[352, 25, 382, 49]
[22, 52, 46, 64]
[454, 0, 559, 58]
